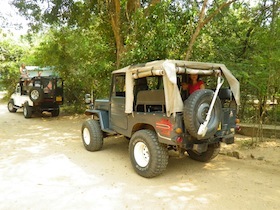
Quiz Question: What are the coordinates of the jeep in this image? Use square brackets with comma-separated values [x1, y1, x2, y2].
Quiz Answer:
[81, 60, 240, 178]
[8, 76, 64, 118]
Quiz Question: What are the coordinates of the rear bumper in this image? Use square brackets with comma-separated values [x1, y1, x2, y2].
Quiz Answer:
[221, 133, 235, 144]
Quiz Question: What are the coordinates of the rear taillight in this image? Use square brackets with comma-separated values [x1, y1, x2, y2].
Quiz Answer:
[235, 119, 241, 131]
[176, 136, 183, 143]
[175, 127, 183, 134]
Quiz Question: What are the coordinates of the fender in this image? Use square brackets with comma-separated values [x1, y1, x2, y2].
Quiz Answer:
[85, 109, 109, 131]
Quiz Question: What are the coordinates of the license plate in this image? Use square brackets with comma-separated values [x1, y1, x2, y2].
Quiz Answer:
[56, 96, 62, 102]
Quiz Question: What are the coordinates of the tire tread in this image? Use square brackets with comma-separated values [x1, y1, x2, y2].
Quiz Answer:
[129, 130, 168, 178]
[187, 143, 220, 162]
[82, 119, 103, 151]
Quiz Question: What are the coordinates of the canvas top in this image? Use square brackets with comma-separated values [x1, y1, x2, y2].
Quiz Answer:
[113, 60, 240, 116]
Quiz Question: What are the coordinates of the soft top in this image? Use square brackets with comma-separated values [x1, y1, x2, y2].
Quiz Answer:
[25, 66, 57, 77]
[113, 60, 240, 117]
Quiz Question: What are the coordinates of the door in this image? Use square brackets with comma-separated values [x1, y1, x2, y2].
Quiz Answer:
[110, 74, 128, 130]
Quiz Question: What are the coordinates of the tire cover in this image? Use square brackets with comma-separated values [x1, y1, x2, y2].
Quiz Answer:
[183, 89, 222, 140]
[29, 87, 43, 102]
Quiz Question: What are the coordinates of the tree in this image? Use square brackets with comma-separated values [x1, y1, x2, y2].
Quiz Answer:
[12, 0, 163, 68]
[123, 1, 193, 63]
[0, 31, 28, 94]
[185, 0, 237, 60]
[106, 0, 123, 68]
[5, 0, 280, 129]
[27, 25, 114, 104]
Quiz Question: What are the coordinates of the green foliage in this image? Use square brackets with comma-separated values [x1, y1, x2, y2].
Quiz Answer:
[187, 0, 280, 124]
[1, 0, 279, 126]
[0, 32, 27, 94]
[123, 2, 192, 64]
[28, 24, 115, 106]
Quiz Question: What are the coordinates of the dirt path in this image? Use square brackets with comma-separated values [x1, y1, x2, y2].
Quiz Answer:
[0, 96, 280, 210]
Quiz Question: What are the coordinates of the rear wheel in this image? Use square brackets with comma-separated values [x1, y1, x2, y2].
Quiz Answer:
[187, 143, 220, 162]
[81, 119, 103, 151]
[51, 107, 60, 117]
[129, 130, 169, 178]
[7, 99, 17, 113]
[23, 102, 33, 118]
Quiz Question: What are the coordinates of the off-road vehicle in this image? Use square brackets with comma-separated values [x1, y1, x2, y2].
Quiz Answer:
[81, 60, 240, 178]
[7, 76, 64, 118]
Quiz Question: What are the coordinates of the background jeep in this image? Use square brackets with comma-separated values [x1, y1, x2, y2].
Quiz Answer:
[81, 60, 240, 178]
[7, 76, 63, 118]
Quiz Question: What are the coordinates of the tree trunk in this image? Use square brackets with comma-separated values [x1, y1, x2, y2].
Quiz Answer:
[185, 0, 208, 61]
[126, 0, 140, 20]
[108, 0, 162, 67]
[185, 0, 237, 60]
[106, 0, 123, 68]
[270, 0, 278, 34]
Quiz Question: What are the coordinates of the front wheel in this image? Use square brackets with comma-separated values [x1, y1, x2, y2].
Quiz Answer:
[187, 143, 220, 162]
[129, 130, 169, 178]
[81, 119, 103, 151]
[7, 99, 17, 113]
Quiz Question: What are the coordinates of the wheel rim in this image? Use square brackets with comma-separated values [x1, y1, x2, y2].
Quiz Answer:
[134, 141, 150, 167]
[31, 90, 39, 100]
[8, 102, 13, 111]
[197, 103, 209, 123]
[197, 102, 217, 128]
[83, 127, 91, 145]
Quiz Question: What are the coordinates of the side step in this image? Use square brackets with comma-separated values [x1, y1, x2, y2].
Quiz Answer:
[102, 128, 117, 135]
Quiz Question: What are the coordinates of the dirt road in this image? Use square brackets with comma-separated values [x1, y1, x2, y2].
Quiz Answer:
[0, 96, 280, 209]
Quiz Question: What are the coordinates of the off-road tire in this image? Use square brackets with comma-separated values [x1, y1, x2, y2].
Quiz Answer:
[23, 102, 33, 118]
[81, 119, 103, 151]
[187, 143, 220, 162]
[51, 107, 60, 117]
[129, 130, 169, 178]
[7, 99, 17, 113]
[184, 89, 222, 140]
[29, 87, 44, 103]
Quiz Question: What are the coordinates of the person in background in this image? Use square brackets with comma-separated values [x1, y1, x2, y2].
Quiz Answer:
[44, 80, 53, 93]
[20, 63, 28, 79]
[20, 63, 30, 87]
[181, 74, 205, 100]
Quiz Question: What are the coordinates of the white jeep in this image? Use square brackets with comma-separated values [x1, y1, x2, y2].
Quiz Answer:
[8, 76, 63, 118]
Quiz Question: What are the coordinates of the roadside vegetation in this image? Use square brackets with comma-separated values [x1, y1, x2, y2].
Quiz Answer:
[0, 0, 279, 124]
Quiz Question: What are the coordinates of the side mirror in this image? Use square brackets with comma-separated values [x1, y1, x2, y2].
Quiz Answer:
[85, 94, 91, 104]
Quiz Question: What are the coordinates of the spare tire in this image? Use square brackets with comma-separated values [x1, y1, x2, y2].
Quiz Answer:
[29, 87, 44, 103]
[183, 89, 222, 140]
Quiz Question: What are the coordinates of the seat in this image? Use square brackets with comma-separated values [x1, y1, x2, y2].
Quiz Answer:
[136, 90, 165, 112]
[134, 78, 148, 95]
